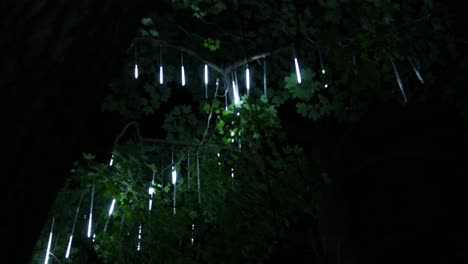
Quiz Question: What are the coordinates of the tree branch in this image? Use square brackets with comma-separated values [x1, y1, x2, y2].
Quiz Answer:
[140, 137, 241, 153]
[224, 52, 271, 73]
[145, 39, 225, 74]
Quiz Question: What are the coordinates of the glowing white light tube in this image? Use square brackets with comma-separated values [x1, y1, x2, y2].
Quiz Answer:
[408, 57, 424, 84]
[44, 217, 54, 264]
[246, 65, 250, 92]
[108, 199, 116, 217]
[159, 66, 164, 84]
[172, 166, 177, 214]
[294, 58, 302, 84]
[181, 66, 186, 86]
[65, 192, 84, 259]
[65, 235, 73, 259]
[149, 171, 155, 211]
[204, 64, 209, 85]
[181, 51, 186, 86]
[232, 79, 240, 105]
[109, 154, 114, 166]
[391, 59, 408, 103]
[134, 64, 139, 79]
[87, 184, 95, 238]
[172, 166, 177, 185]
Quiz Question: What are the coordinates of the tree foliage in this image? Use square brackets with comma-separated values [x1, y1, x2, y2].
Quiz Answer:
[32, 0, 458, 263]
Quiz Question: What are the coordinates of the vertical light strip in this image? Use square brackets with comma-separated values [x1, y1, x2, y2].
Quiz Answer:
[319, 51, 325, 75]
[87, 184, 95, 238]
[159, 45, 164, 84]
[137, 224, 142, 251]
[408, 57, 424, 84]
[172, 166, 177, 214]
[191, 224, 195, 245]
[232, 78, 240, 105]
[149, 170, 155, 211]
[134, 46, 138, 79]
[108, 199, 116, 217]
[294, 58, 302, 84]
[181, 51, 186, 86]
[134, 64, 139, 79]
[160, 65, 164, 84]
[65, 235, 73, 259]
[245, 64, 250, 94]
[391, 59, 408, 103]
[109, 154, 114, 166]
[44, 217, 55, 264]
[65, 192, 84, 259]
[204, 64, 208, 98]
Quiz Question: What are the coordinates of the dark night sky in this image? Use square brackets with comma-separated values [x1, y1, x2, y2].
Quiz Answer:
[1, 1, 468, 263]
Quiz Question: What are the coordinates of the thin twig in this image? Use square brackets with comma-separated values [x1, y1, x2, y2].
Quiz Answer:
[48, 252, 62, 264]
[114, 121, 140, 147]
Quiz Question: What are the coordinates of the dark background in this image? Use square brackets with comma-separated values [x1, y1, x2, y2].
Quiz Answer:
[1, 1, 467, 263]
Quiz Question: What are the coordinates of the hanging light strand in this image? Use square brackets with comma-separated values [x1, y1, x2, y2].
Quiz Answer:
[245, 64, 250, 94]
[391, 59, 408, 103]
[408, 57, 424, 84]
[172, 151, 177, 214]
[87, 184, 95, 238]
[204, 64, 209, 98]
[181, 50, 186, 86]
[232, 72, 240, 105]
[134, 46, 139, 79]
[148, 170, 156, 211]
[293, 47, 302, 84]
[43, 217, 55, 264]
[137, 224, 142, 251]
[65, 192, 85, 259]
[159, 45, 164, 85]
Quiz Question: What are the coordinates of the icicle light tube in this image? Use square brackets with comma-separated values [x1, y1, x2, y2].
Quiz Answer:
[65, 235, 73, 259]
[172, 166, 177, 185]
[246, 65, 250, 92]
[134, 64, 139, 79]
[65, 193, 84, 259]
[408, 57, 424, 84]
[181, 51, 186, 86]
[159, 66, 164, 84]
[232, 80, 240, 105]
[294, 58, 302, 84]
[172, 166, 177, 214]
[109, 155, 114, 166]
[391, 59, 408, 103]
[44, 217, 55, 264]
[87, 184, 95, 238]
[108, 199, 116, 217]
[204, 64, 208, 85]
[181, 66, 186, 86]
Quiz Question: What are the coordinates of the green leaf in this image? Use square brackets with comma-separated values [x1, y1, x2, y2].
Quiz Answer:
[149, 29, 159, 37]
[141, 17, 153, 26]
[83, 153, 95, 161]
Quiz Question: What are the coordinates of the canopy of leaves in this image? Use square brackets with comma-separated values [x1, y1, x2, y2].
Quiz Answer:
[32, 0, 460, 263]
